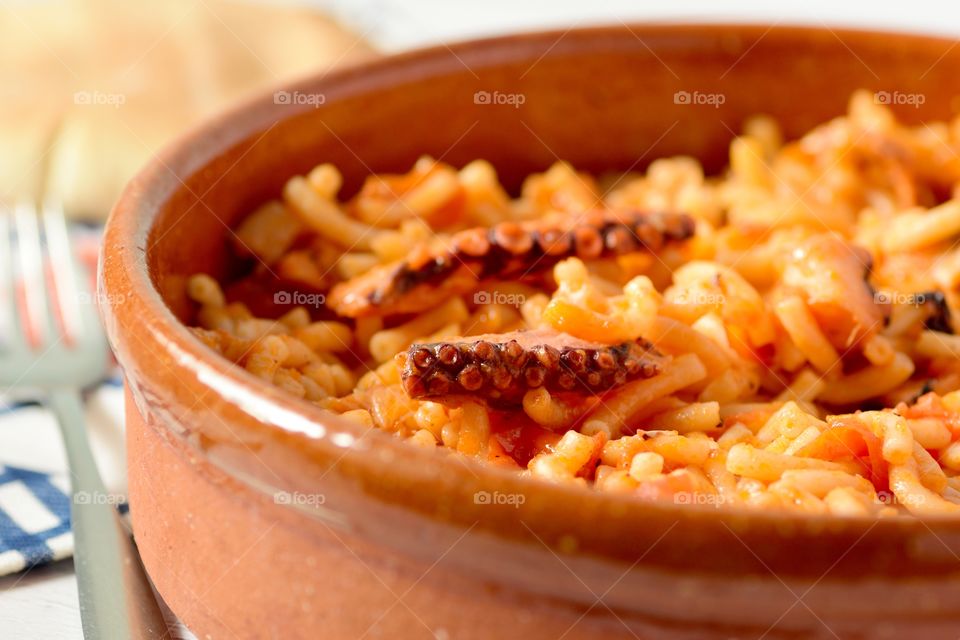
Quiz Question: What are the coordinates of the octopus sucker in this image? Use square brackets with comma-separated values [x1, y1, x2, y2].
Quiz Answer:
[398, 329, 668, 407]
[328, 210, 696, 318]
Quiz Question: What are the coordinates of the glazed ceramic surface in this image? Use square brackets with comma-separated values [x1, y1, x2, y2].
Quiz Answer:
[102, 25, 960, 639]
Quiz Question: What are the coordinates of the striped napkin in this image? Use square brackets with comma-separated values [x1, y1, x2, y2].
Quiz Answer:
[0, 463, 75, 575]
[0, 379, 127, 577]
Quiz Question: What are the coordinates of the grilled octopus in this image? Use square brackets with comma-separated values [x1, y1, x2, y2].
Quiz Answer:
[399, 329, 667, 407]
[328, 209, 696, 318]
[781, 235, 887, 347]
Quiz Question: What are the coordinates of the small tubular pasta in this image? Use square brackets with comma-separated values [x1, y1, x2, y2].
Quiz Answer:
[582, 354, 707, 438]
[646, 402, 721, 433]
[294, 321, 353, 352]
[868, 412, 914, 465]
[542, 259, 660, 343]
[187, 273, 225, 308]
[646, 316, 733, 377]
[647, 433, 716, 466]
[522, 388, 585, 429]
[916, 330, 960, 360]
[717, 423, 753, 449]
[245, 335, 287, 381]
[726, 443, 854, 483]
[529, 431, 603, 481]
[368, 298, 468, 362]
[913, 442, 949, 493]
[774, 368, 827, 403]
[628, 452, 665, 481]
[940, 441, 960, 472]
[823, 487, 876, 516]
[774, 295, 839, 373]
[816, 352, 915, 405]
[755, 401, 827, 446]
[907, 417, 952, 450]
[185, 95, 960, 517]
[233, 200, 303, 264]
[881, 200, 960, 253]
[889, 458, 960, 515]
[456, 401, 490, 456]
[772, 469, 875, 498]
[284, 174, 378, 250]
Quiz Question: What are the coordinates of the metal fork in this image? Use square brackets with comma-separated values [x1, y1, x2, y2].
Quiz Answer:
[0, 201, 168, 639]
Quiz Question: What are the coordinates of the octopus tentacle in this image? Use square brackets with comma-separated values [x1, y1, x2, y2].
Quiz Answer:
[399, 329, 667, 407]
[328, 209, 695, 318]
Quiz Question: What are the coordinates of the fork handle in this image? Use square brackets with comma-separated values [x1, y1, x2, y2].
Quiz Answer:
[49, 389, 170, 640]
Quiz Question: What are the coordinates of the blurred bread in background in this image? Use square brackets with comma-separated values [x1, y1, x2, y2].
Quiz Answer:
[0, 0, 374, 220]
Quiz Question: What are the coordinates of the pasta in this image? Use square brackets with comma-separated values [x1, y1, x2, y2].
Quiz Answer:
[186, 90, 960, 517]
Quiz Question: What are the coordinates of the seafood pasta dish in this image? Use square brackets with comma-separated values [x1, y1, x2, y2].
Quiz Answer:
[185, 90, 960, 517]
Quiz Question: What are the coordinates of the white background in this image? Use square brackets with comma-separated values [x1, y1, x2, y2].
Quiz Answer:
[315, 0, 960, 51]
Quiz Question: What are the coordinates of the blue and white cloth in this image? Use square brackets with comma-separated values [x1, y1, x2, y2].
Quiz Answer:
[0, 464, 73, 574]
[0, 378, 126, 576]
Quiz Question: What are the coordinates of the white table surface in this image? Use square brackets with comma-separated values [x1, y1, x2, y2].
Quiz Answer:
[4, 0, 960, 638]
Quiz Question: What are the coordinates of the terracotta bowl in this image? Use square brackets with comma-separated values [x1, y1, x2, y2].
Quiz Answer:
[101, 24, 960, 639]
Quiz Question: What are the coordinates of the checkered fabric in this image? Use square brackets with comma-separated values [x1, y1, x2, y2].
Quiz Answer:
[0, 464, 74, 574]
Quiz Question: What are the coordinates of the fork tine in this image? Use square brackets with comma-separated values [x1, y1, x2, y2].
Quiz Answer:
[15, 200, 56, 346]
[0, 205, 22, 349]
[42, 200, 83, 342]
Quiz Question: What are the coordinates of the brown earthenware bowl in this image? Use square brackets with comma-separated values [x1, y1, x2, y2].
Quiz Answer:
[101, 24, 960, 640]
